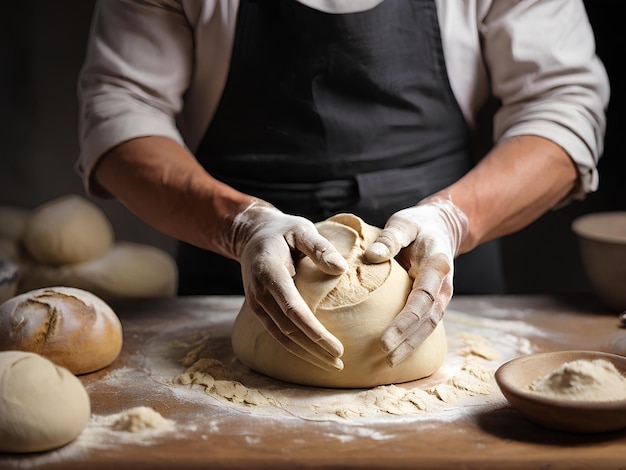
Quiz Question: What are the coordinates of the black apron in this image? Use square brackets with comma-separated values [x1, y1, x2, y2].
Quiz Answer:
[178, 0, 506, 295]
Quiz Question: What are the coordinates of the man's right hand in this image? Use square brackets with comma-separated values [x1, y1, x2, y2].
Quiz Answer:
[228, 202, 348, 371]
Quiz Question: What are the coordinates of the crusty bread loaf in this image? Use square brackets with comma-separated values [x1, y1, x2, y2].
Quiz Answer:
[0, 286, 123, 374]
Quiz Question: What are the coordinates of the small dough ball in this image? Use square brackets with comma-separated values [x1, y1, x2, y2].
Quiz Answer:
[0, 351, 90, 453]
[23, 194, 114, 265]
[16, 242, 178, 302]
[232, 213, 447, 388]
[0, 206, 31, 241]
[64, 242, 178, 301]
[0, 286, 123, 374]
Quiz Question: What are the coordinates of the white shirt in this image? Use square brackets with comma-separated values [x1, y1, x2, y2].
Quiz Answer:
[77, 0, 609, 199]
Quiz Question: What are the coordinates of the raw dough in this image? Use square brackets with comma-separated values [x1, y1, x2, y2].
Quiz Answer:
[18, 242, 178, 302]
[22, 194, 114, 265]
[0, 351, 90, 453]
[232, 213, 446, 388]
[0, 286, 123, 374]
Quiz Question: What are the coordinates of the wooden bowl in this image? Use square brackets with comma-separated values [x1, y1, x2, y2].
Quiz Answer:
[572, 212, 626, 311]
[495, 350, 626, 433]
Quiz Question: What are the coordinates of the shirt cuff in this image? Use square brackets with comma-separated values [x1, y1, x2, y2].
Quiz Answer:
[76, 114, 184, 197]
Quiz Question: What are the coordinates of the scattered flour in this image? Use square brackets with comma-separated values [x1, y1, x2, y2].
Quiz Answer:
[175, 358, 279, 407]
[135, 306, 539, 426]
[171, 331, 497, 420]
[458, 331, 502, 361]
[110, 406, 175, 433]
[529, 359, 626, 401]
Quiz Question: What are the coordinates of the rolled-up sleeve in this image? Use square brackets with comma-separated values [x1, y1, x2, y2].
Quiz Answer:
[77, 0, 194, 195]
[480, 0, 609, 199]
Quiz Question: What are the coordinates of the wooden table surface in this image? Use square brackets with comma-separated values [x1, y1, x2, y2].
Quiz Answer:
[1, 294, 625, 469]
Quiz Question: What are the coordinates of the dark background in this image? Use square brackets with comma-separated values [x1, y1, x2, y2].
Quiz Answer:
[0, 1, 624, 295]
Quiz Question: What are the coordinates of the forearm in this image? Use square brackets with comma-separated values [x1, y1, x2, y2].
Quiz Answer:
[93, 136, 260, 258]
[434, 135, 578, 254]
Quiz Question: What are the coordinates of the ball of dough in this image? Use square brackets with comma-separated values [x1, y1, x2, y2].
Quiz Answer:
[231, 213, 447, 388]
[0, 351, 90, 453]
[23, 194, 114, 265]
[16, 242, 178, 302]
[0, 286, 123, 374]
[64, 242, 178, 300]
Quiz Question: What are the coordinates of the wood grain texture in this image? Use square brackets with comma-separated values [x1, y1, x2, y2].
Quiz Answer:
[1, 294, 624, 469]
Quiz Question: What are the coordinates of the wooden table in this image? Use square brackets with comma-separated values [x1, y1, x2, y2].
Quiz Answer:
[1, 294, 625, 469]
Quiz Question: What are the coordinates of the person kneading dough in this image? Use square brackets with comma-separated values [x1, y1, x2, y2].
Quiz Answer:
[0, 286, 123, 374]
[0, 351, 90, 453]
[232, 213, 447, 388]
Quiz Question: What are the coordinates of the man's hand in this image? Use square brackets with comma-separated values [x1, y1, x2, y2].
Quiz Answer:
[365, 197, 468, 367]
[229, 202, 348, 371]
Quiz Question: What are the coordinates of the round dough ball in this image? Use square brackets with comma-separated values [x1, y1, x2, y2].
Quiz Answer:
[0, 286, 123, 374]
[16, 242, 178, 302]
[232, 213, 447, 388]
[0, 351, 90, 453]
[23, 194, 114, 265]
[64, 242, 178, 301]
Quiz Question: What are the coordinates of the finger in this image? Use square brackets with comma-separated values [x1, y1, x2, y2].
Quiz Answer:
[292, 228, 348, 275]
[250, 263, 345, 360]
[385, 303, 445, 367]
[250, 297, 345, 371]
[254, 306, 345, 372]
[365, 216, 417, 263]
[382, 254, 448, 348]
[381, 287, 436, 353]
[267, 279, 344, 357]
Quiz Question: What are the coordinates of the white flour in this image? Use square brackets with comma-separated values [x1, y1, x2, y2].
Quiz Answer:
[0, 302, 543, 468]
[172, 332, 497, 420]
[109, 406, 175, 433]
[529, 358, 626, 401]
[137, 308, 538, 425]
[52, 304, 540, 461]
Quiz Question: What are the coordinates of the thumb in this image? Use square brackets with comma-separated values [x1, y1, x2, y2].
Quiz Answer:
[365, 221, 414, 263]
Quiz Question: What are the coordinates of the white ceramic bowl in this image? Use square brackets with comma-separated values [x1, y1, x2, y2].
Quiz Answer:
[572, 212, 626, 312]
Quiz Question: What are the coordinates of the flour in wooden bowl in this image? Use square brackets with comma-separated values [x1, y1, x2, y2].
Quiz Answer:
[529, 359, 626, 401]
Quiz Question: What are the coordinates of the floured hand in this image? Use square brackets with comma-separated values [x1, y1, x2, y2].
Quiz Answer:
[228, 202, 348, 371]
[365, 197, 468, 367]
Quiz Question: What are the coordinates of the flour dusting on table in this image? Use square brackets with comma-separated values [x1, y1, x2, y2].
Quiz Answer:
[136, 309, 537, 424]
